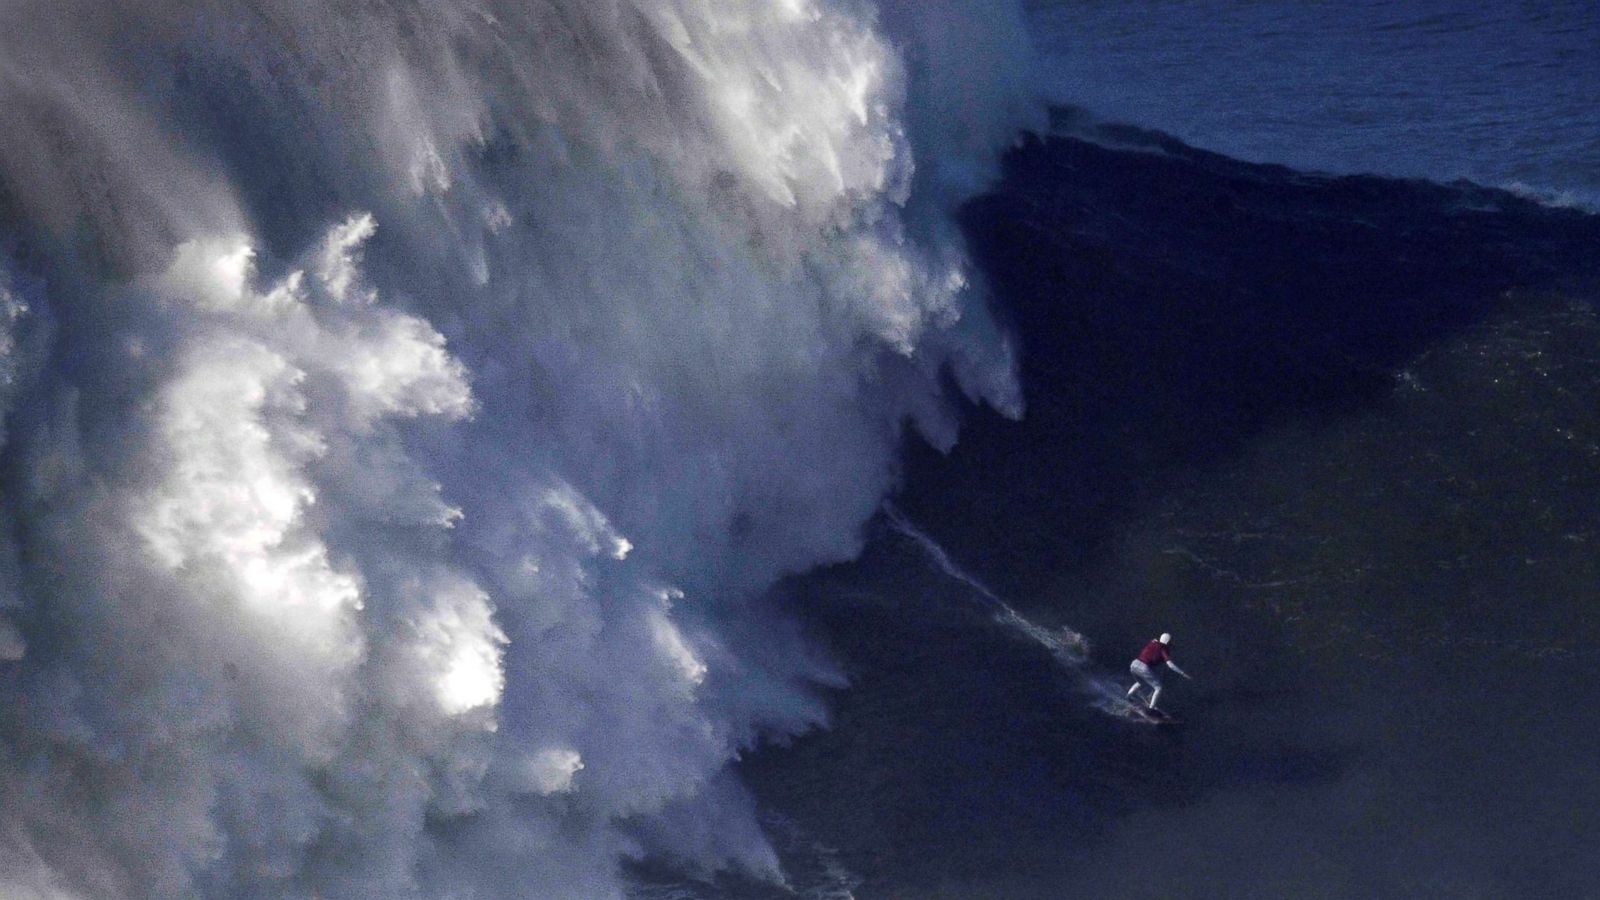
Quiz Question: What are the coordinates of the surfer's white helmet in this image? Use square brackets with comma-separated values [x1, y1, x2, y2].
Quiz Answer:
[1159, 633, 1172, 645]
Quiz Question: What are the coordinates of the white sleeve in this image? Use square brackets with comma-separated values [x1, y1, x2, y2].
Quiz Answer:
[1166, 660, 1188, 677]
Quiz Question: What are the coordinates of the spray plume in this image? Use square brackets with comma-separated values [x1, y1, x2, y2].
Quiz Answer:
[0, 1, 1041, 896]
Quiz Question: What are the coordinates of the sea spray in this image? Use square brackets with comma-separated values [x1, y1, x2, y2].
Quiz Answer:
[0, 1, 1041, 896]
[880, 502, 1091, 665]
[882, 502, 1164, 719]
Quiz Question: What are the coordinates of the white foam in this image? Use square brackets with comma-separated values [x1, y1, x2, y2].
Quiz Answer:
[0, 0, 1041, 896]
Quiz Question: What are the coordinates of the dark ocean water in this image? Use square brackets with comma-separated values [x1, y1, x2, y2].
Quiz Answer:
[630, 6, 1600, 899]
[1027, 0, 1600, 207]
[636, 127, 1600, 900]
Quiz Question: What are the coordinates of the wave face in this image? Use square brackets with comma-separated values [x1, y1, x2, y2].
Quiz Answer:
[0, 2, 1038, 896]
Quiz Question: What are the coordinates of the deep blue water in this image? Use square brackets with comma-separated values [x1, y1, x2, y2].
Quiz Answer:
[641, 120, 1600, 898]
[1028, 0, 1600, 206]
[634, 5, 1600, 897]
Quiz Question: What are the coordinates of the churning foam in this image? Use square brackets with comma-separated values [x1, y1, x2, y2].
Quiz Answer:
[0, 1, 1040, 897]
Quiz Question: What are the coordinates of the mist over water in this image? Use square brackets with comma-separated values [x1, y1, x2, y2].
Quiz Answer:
[0, 2, 1042, 897]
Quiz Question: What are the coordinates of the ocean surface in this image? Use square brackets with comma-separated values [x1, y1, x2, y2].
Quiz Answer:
[646, 4, 1600, 896]
[655, 122, 1600, 899]
[1027, 0, 1600, 207]
[0, 2, 1596, 899]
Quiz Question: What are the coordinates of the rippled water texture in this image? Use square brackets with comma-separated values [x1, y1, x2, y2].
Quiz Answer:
[1029, 0, 1600, 204]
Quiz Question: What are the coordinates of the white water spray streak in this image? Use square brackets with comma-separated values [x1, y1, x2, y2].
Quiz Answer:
[882, 503, 1154, 718]
[882, 502, 1089, 664]
[0, 1, 1042, 897]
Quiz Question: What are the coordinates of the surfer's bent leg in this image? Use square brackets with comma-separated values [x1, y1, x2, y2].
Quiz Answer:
[1128, 659, 1161, 706]
[1128, 659, 1162, 708]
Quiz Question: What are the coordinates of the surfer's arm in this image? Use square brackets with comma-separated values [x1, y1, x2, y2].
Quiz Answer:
[1166, 660, 1191, 679]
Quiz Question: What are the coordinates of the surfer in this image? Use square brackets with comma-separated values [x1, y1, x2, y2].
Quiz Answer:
[1126, 633, 1191, 710]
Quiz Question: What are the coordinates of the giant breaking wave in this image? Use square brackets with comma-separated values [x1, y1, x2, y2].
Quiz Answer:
[0, 1, 1038, 897]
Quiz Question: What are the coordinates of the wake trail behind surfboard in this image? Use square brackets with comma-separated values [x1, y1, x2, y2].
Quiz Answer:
[884, 502, 1147, 721]
[882, 502, 1088, 665]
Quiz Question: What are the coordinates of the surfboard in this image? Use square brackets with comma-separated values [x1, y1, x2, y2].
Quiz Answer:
[1114, 700, 1180, 725]
[1135, 706, 1180, 726]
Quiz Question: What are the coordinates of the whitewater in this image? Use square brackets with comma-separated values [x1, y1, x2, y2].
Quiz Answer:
[0, 2, 1042, 897]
